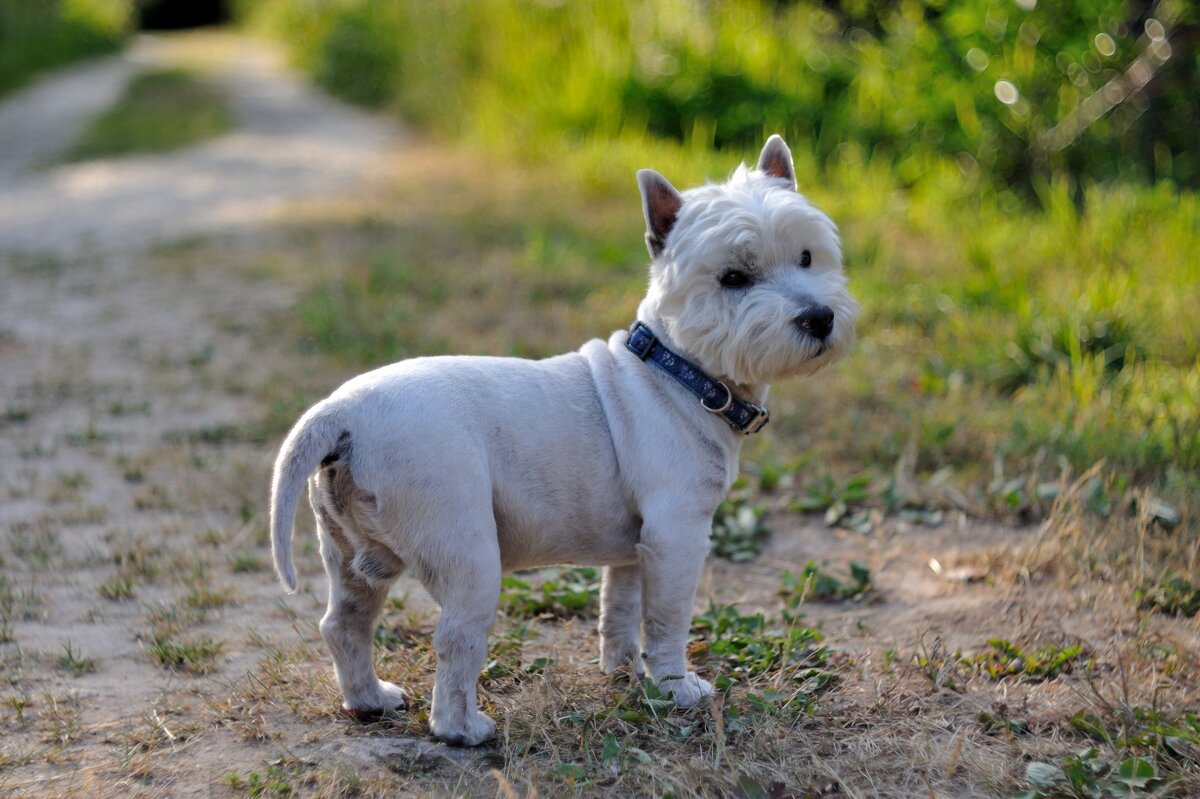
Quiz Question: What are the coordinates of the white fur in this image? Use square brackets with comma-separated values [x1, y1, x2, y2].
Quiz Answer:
[269, 137, 857, 745]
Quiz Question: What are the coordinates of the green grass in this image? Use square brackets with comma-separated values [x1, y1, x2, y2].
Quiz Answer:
[147, 633, 223, 674]
[56, 641, 97, 677]
[63, 68, 233, 161]
[0, 0, 132, 97]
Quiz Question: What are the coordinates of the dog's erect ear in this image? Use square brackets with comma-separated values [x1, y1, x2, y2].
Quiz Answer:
[757, 135, 796, 190]
[637, 169, 684, 258]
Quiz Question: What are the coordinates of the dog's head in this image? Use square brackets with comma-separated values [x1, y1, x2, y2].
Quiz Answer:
[635, 136, 858, 386]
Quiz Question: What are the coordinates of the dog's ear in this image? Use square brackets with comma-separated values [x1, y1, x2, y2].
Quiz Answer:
[757, 135, 796, 190]
[637, 169, 683, 258]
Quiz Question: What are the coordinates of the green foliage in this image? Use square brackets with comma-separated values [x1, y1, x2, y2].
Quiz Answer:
[964, 638, 1085, 681]
[64, 68, 232, 160]
[1134, 572, 1200, 617]
[500, 567, 599, 619]
[56, 641, 97, 677]
[242, 0, 1199, 191]
[780, 561, 872, 604]
[691, 602, 827, 679]
[1016, 751, 1161, 799]
[221, 764, 299, 798]
[1071, 707, 1200, 758]
[710, 496, 770, 562]
[791, 474, 877, 531]
[0, 0, 133, 96]
[97, 575, 135, 600]
[147, 633, 223, 673]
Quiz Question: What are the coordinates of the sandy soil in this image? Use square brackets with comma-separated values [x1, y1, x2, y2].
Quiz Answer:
[1, 31, 1194, 799]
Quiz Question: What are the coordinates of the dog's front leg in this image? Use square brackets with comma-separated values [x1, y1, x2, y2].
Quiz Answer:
[599, 564, 644, 676]
[637, 531, 713, 707]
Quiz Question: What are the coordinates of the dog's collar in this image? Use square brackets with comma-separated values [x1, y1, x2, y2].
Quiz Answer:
[625, 321, 770, 435]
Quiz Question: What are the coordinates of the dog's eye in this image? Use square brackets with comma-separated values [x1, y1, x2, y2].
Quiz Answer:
[719, 270, 752, 288]
[800, 250, 812, 268]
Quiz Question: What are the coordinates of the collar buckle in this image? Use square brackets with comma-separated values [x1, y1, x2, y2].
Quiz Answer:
[742, 404, 771, 435]
[626, 322, 656, 360]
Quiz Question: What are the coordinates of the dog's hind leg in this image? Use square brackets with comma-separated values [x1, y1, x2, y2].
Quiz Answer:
[417, 520, 501, 746]
[599, 564, 644, 676]
[315, 501, 407, 716]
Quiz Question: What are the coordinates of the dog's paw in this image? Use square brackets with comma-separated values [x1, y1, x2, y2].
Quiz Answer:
[376, 680, 408, 709]
[600, 639, 645, 677]
[658, 673, 713, 708]
[430, 708, 496, 747]
[340, 680, 408, 720]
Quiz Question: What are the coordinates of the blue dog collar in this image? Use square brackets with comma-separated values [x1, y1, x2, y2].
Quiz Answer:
[626, 321, 770, 435]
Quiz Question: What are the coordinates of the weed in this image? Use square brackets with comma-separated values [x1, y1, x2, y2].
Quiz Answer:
[780, 560, 873, 604]
[912, 636, 966, 693]
[56, 641, 97, 677]
[115, 454, 146, 483]
[46, 471, 89, 504]
[119, 706, 201, 758]
[133, 482, 175, 511]
[978, 708, 1030, 736]
[500, 567, 599, 619]
[221, 763, 301, 798]
[0, 575, 43, 630]
[37, 691, 82, 746]
[690, 603, 827, 680]
[1071, 707, 1200, 761]
[744, 456, 806, 493]
[1134, 572, 1200, 618]
[1017, 750, 1161, 799]
[232, 554, 266, 573]
[7, 519, 62, 570]
[710, 497, 770, 562]
[183, 585, 235, 613]
[481, 623, 538, 685]
[6, 691, 30, 722]
[98, 575, 135, 600]
[147, 634, 223, 674]
[791, 474, 877, 532]
[105, 528, 163, 580]
[963, 638, 1085, 682]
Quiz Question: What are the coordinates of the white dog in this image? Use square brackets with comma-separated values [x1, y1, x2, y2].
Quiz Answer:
[269, 136, 858, 745]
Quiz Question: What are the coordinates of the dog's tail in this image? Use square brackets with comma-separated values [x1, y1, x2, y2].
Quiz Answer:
[270, 402, 344, 593]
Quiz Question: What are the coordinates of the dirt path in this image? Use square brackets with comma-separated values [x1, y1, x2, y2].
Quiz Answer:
[2, 30, 1194, 799]
[0, 31, 419, 797]
[0, 32, 402, 256]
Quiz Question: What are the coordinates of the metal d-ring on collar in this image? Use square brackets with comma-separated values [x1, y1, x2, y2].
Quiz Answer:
[625, 321, 770, 435]
[700, 382, 733, 413]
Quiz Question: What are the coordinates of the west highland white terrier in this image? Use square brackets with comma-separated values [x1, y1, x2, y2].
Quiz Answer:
[270, 135, 858, 745]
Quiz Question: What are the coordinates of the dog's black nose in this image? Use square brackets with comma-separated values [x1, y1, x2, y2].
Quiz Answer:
[794, 305, 834, 340]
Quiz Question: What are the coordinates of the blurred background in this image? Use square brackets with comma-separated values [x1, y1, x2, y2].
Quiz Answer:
[2, 0, 1197, 534]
